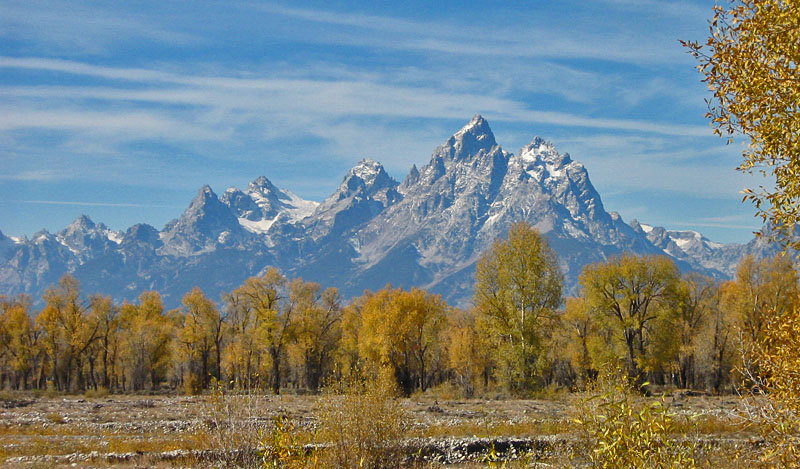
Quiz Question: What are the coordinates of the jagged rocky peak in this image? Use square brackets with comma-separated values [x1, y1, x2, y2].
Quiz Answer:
[335, 159, 398, 200]
[0, 230, 15, 257]
[517, 136, 574, 172]
[188, 185, 217, 209]
[160, 184, 244, 250]
[629, 218, 647, 234]
[438, 114, 498, 161]
[51, 214, 122, 259]
[349, 159, 394, 188]
[455, 114, 496, 144]
[123, 223, 161, 245]
[58, 214, 114, 240]
[408, 164, 420, 180]
[400, 163, 421, 192]
[66, 214, 96, 231]
[221, 176, 319, 235]
[222, 176, 283, 221]
[305, 159, 401, 238]
[221, 186, 261, 220]
[168, 185, 222, 226]
[412, 115, 509, 191]
[247, 175, 281, 195]
[178, 185, 233, 224]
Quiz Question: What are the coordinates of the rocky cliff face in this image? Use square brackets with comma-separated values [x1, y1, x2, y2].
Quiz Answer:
[0, 116, 770, 308]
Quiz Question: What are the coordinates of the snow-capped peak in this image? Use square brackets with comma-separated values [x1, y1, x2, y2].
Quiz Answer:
[514, 138, 578, 185]
[247, 176, 281, 196]
[454, 114, 493, 139]
[520, 137, 570, 166]
[334, 159, 398, 200]
[221, 175, 319, 228]
[450, 114, 497, 149]
[430, 115, 500, 164]
[348, 159, 385, 187]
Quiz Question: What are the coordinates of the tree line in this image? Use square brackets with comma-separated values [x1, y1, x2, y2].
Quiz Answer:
[0, 222, 795, 396]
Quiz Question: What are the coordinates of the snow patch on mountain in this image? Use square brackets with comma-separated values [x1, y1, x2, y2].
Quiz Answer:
[105, 230, 123, 244]
[238, 216, 277, 234]
[282, 190, 319, 222]
[222, 176, 319, 235]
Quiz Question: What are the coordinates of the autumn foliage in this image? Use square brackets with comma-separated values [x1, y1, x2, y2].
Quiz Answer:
[1, 222, 796, 400]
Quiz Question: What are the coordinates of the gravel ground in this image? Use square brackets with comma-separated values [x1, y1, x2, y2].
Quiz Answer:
[0, 391, 756, 467]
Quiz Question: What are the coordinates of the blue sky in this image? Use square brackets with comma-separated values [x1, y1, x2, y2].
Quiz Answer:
[0, 0, 765, 243]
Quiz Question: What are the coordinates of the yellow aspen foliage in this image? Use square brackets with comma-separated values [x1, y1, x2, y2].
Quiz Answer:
[37, 275, 99, 392]
[226, 267, 290, 394]
[578, 255, 683, 383]
[358, 286, 447, 395]
[573, 366, 702, 468]
[474, 222, 562, 393]
[752, 299, 800, 465]
[117, 291, 173, 391]
[562, 296, 599, 386]
[444, 309, 492, 397]
[0, 297, 37, 389]
[720, 255, 799, 348]
[179, 287, 223, 392]
[288, 283, 342, 392]
[683, 0, 800, 249]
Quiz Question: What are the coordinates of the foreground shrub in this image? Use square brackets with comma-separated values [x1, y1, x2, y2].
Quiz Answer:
[84, 386, 109, 399]
[201, 381, 270, 467]
[739, 301, 800, 466]
[260, 416, 317, 468]
[317, 368, 408, 468]
[572, 367, 702, 468]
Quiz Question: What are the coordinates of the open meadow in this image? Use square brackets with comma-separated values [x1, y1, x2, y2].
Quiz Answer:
[0, 388, 761, 468]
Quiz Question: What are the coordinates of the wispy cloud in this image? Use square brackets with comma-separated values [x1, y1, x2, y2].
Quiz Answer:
[1, 1, 198, 54]
[0, 1, 750, 242]
[13, 200, 183, 208]
[0, 57, 710, 138]
[257, 2, 688, 65]
[0, 169, 61, 181]
[597, 0, 710, 19]
[0, 108, 225, 141]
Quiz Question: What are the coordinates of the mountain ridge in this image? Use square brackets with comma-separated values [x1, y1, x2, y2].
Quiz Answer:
[0, 116, 774, 308]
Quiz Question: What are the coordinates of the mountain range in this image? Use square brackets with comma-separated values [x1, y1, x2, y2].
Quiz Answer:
[0, 115, 779, 308]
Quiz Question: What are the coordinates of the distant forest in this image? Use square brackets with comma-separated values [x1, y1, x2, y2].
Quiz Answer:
[0, 222, 794, 397]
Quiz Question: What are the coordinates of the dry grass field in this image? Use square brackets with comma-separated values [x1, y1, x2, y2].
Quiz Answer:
[0, 388, 761, 468]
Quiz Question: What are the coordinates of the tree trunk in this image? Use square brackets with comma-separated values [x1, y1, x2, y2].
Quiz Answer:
[270, 347, 281, 395]
[102, 338, 110, 388]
